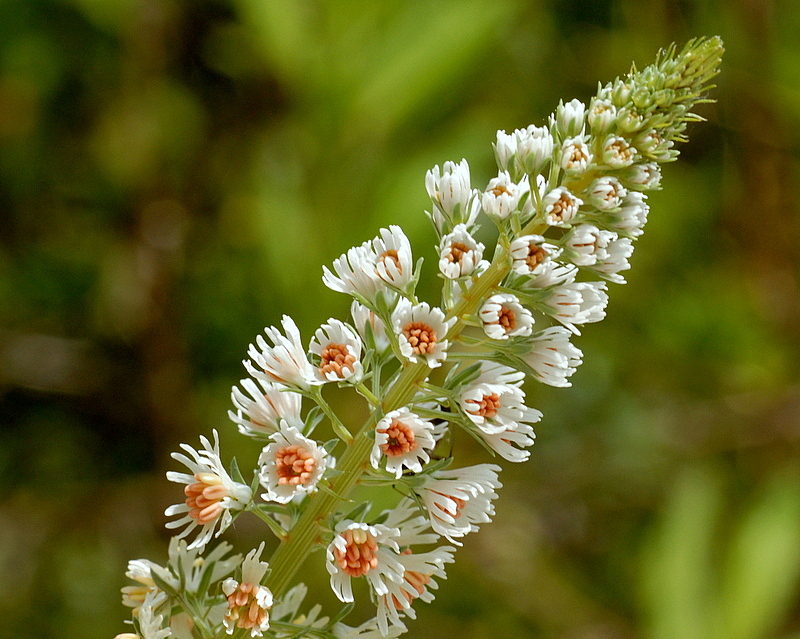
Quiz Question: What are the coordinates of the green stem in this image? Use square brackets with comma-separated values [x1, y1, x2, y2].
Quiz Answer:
[264, 220, 546, 598]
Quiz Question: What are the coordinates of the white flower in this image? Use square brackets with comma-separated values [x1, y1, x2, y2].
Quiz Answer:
[137, 592, 171, 639]
[425, 159, 480, 233]
[587, 97, 616, 133]
[418, 464, 502, 544]
[560, 136, 592, 174]
[563, 224, 617, 266]
[326, 522, 405, 603]
[623, 162, 661, 190]
[540, 281, 608, 334]
[372, 226, 414, 290]
[601, 135, 636, 168]
[521, 326, 583, 387]
[258, 425, 330, 503]
[515, 124, 554, 175]
[479, 293, 534, 340]
[229, 377, 303, 437]
[592, 234, 634, 284]
[479, 420, 537, 463]
[393, 299, 455, 368]
[458, 363, 540, 435]
[351, 301, 390, 353]
[493, 130, 517, 171]
[523, 261, 578, 289]
[222, 543, 273, 637]
[377, 546, 456, 635]
[588, 176, 627, 211]
[509, 235, 561, 276]
[371, 407, 436, 478]
[121, 559, 167, 615]
[246, 316, 319, 390]
[556, 98, 586, 137]
[481, 172, 528, 221]
[542, 186, 583, 226]
[309, 318, 364, 383]
[438, 224, 485, 279]
[165, 430, 252, 550]
[606, 191, 650, 237]
[322, 243, 384, 303]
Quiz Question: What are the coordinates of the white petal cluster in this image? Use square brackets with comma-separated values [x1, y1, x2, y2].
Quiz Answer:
[258, 426, 330, 503]
[587, 176, 627, 211]
[494, 125, 554, 176]
[351, 301, 391, 353]
[438, 224, 485, 279]
[371, 407, 436, 478]
[543, 186, 583, 227]
[165, 431, 252, 550]
[309, 319, 364, 383]
[481, 172, 529, 221]
[425, 159, 480, 234]
[540, 281, 609, 334]
[393, 299, 455, 368]
[246, 316, 318, 390]
[372, 226, 414, 290]
[479, 293, 534, 340]
[522, 327, 583, 387]
[326, 522, 405, 603]
[563, 224, 635, 283]
[222, 543, 273, 637]
[510, 235, 561, 276]
[560, 136, 593, 174]
[419, 464, 502, 544]
[229, 377, 303, 437]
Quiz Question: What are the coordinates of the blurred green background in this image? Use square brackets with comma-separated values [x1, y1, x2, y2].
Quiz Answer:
[1, 0, 799, 638]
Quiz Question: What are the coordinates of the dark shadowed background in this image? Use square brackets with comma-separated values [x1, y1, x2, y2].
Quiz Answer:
[2, 1, 799, 638]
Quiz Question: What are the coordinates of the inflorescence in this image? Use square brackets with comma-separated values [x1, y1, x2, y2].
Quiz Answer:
[116, 36, 723, 639]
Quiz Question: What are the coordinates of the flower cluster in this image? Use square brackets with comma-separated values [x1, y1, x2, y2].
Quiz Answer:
[115, 37, 722, 639]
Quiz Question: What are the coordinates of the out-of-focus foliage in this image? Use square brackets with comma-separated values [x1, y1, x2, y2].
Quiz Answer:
[1, 1, 799, 638]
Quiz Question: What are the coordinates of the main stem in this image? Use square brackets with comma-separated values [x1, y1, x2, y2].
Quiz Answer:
[264, 219, 545, 597]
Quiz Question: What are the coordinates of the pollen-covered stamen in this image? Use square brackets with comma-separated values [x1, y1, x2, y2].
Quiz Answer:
[184, 472, 229, 525]
[608, 139, 634, 164]
[548, 193, 574, 223]
[489, 184, 512, 197]
[403, 321, 437, 355]
[334, 528, 380, 578]
[445, 242, 470, 265]
[563, 145, 590, 170]
[274, 444, 317, 486]
[465, 392, 501, 419]
[319, 342, 356, 378]
[492, 306, 517, 332]
[225, 583, 269, 631]
[379, 418, 418, 457]
[525, 244, 548, 271]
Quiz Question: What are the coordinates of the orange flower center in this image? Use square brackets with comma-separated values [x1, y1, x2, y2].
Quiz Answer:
[489, 184, 511, 197]
[274, 444, 316, 486]
[334, 528, 379, 578]
[549, 194, 573, 222]
[564, 145, 589, 169]
[494, 306, 517, 332]
[525, 244, 548, 270]
[466, 392, 501, 419]
[319, 342, 356, 378]
[184, 473, 229, 525]
[379, 419, 418, 457]
[225, 583, 269, 632]
[446, 242, 470, 264]
[403, 321, 437, 355]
